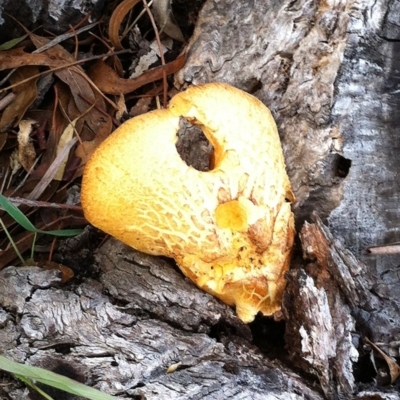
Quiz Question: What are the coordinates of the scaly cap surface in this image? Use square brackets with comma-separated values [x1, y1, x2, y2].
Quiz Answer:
[81, 83, 295, 322]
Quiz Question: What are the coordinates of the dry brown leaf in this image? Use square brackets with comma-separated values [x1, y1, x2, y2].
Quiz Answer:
[30, 34, 76, 63]
[116, 94, 127, 121]
[28, 84, 71, 182]
[109, 0, 142, 50]
[88, 53, 186, 95]
[129, 96, 153, 117]
[57, 68, 96, 109]
[0, 47, 65, 71]
[54, 117, 77, 180]
[73, 89, 113, 177]
[28, 35, 113, 177]
[0, 66, 39, 130]
[56, 56, 109, 136]
[17, 119, 37, 172]
[128, 85, 163, 117]
[152, 0, 185, 42]
[63, 89, 86, 138]
[29, 34, 101, 130]
[27, 137, 78, 200]
[365, 337, 400, 384]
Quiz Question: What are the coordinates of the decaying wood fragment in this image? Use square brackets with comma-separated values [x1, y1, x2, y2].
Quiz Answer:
[284, 213, 400, 398]
[284, 215, 360, 398]
[302, 214, 400, 354]
[366, 243, 400, 256]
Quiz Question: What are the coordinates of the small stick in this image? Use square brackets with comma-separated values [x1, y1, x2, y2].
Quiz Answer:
[366, 243, 400, 255]
[0, 49, 131, 94]
[142, 0, 168, 108]
[4, 197, 82, 212]
[0, 92, 16, 111]
[32, 22, 99, 54]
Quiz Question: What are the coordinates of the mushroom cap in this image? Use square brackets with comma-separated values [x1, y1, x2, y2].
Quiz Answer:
[81, 82, 295, 323]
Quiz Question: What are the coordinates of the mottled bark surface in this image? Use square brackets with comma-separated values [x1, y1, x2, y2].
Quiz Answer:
[0, 0, 205, 42]
[0, 0, 105, 40]
[0, 241, 324, 400]
[1, 0, 400, 399]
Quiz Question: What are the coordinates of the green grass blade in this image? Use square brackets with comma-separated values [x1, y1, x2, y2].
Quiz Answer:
[0, 218, 26, 264]
[0, 34, 28, 50]
[0, 194, 37, 231]
[16, 374, 55, 400]
[0, 194, 83, 237]
[42, 228, 84, 236]
[0, 356, 117, 400]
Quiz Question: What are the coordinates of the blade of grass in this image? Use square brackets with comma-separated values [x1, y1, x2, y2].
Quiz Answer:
[0, 34, 28, 50]
[16, 374, 55, 400]
[39, 228, 84, 236]
[0, 356, 117, 400]
[31, 232, 37, 260]
[0, 194, 83, 237]
[0, 218, 26, 264]
[0, 193, 37, 231]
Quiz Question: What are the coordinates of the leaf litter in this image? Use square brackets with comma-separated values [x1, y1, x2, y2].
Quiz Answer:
[0, 2, 188, 269]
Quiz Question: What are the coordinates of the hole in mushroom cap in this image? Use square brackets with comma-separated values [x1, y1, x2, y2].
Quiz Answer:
[175, 117, 214, 171]
[334, 154, 352, 178]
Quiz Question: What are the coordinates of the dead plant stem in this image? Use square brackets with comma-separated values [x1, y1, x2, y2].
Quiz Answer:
[142, 0, 167, 108]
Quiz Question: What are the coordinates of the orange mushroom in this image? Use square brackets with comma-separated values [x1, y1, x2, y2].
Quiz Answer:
[81, 83, 295, 323]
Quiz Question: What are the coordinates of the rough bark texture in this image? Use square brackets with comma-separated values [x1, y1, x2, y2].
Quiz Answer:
[0, 0, 205, 42]
[1, 0, 400, 399]
[0, 241, 324, 400]
[0, 0, 105, 40]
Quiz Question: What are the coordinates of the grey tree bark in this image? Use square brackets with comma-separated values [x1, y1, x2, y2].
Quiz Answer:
[0, 0, 105, 40]
[1, 238, 324, 400]
[1, 0, 400, 399]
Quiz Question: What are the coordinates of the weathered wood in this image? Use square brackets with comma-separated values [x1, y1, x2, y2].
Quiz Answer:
[284, 214, 362, 398]
[0, 242, 324, 399]
[0, 0, 205, 43]
[2, 222, 399, 399]
[1, 0, 400, 398]
[0, 0, 104, 41]
[283, 213, 400, 398]
[300, 214, 400, 355]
